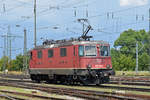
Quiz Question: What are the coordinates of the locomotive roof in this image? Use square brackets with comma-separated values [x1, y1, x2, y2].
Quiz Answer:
[33, 40, 109, 50]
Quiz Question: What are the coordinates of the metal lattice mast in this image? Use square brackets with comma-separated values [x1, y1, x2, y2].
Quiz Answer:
[34, 0, 37, 47]
[23, 28, 28, 73]
[135, 42, 138, 74]
[3, 36, 6, 73]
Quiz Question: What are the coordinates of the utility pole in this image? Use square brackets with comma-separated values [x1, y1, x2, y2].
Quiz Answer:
[1, 35, 8, 74]
[149, 8, 150, 70]
[23, 28, 28, 73]
[135, 42, 138, 74]
[34, 0, 37, 47]
[149, 8, 150, 33]
[3, 36, 6, 73]
[1, 29, 23, 73]
[9, 32, 11, 65]
[7, 25, 11, 69]
[7, 25, 10, 57]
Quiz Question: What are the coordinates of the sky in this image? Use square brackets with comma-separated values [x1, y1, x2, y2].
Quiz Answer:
[0, 0, 150, 58]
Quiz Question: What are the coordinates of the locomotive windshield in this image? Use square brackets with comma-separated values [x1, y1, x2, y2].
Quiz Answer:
[79, 45, 109, 57]
[100, 46, 110, 56]
[85, 46, 97, 56]
[78, 45, 97, 56]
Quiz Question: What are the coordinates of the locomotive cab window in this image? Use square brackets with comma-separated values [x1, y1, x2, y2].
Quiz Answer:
[60, 48, 67, 57]
[48, 49, 53, 58]
[100, 46, 110, 56]
[85, 46, 97, 56]
[79, 45, 84, 56]
[37, 50, 42, 58]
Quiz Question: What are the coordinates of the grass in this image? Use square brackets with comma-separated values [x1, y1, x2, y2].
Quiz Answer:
[115, 71, 150, 76]
[6, 71, 23, 75]
[0, 71, 23, 75]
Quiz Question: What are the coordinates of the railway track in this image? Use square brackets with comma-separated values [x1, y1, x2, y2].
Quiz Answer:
[2, 77, 150, 87]
[0, 90, 64, 100]
[0, 93, 21, 100]
[98, 84, 150, 92]
[0, 79, 149, 100]
[109, 81, 150, 86]
[1, 74, 150, 82]
[110, 76, 150, 82]
[1, 74, 150, 99]
[0, 79, 137, 100]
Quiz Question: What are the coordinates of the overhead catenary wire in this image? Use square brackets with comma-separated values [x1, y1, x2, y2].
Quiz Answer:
[2, 0, 147, 31]
[0, 0, 33, 15]
[1, 2, 149, 43]
[0, 0, 149, 60]
[13, 0, 86, 24]
[88, 4, 150, 19]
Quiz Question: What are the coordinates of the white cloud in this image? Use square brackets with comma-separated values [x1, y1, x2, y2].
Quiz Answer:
[120, 0, 148, 6]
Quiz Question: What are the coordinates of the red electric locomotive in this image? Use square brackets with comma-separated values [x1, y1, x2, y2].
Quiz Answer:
[29, 39, 115, 85]
[29, 22, 115, 85]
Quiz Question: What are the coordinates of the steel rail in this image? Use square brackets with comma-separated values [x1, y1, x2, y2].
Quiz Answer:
[0, 90, 65, 100]
[0, 75, 150, 99]
[0, 81, 141, 100]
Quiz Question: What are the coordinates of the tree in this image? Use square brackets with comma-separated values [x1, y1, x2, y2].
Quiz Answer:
[111, 29, 150, 71]
[9, 55, 23, 71]
[111, 49, 135, 71]
[139, 53, 150, 71]
[0, 56, 9, 71]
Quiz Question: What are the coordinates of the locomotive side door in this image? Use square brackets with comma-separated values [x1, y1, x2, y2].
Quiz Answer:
[30, 50, 36, 68]
[73, 45, 80, 70]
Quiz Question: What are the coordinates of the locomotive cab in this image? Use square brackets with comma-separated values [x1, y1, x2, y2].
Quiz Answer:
[77, 43, 115, 85]
[78, 44, 112, 69]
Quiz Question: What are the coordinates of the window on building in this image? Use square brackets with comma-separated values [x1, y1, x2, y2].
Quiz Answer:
[78, 45, 84, 56]
[100, 46, 110, 56]
[85, 46, 97, 56]
[37, 50, 42, 58]
[60, 48, 67, 57]
[48, 49, 53, 58]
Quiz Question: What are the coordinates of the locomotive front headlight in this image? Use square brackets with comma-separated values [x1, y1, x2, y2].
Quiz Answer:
[106, 64, 110, 69]
[104, 73, 108, 76]
[87, 64, 92, 69]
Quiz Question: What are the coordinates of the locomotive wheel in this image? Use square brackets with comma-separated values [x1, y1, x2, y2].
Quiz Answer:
[79, 76, 90, 85]
[46, 80, 53, 84]
[35, 80, 40, 83]
[30, 74, 35, 81]
[63, 75, 74, 85]
[96, 79, 100, 86]
[30, 74, 40, 83]
[35, 75, 41, 83]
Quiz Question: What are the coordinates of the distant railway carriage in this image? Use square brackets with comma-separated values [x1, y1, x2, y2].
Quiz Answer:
[29, 40, 115, 85]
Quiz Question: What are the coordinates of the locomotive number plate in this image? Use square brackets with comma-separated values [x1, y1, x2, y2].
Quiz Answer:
[94, 65, 104, 68]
